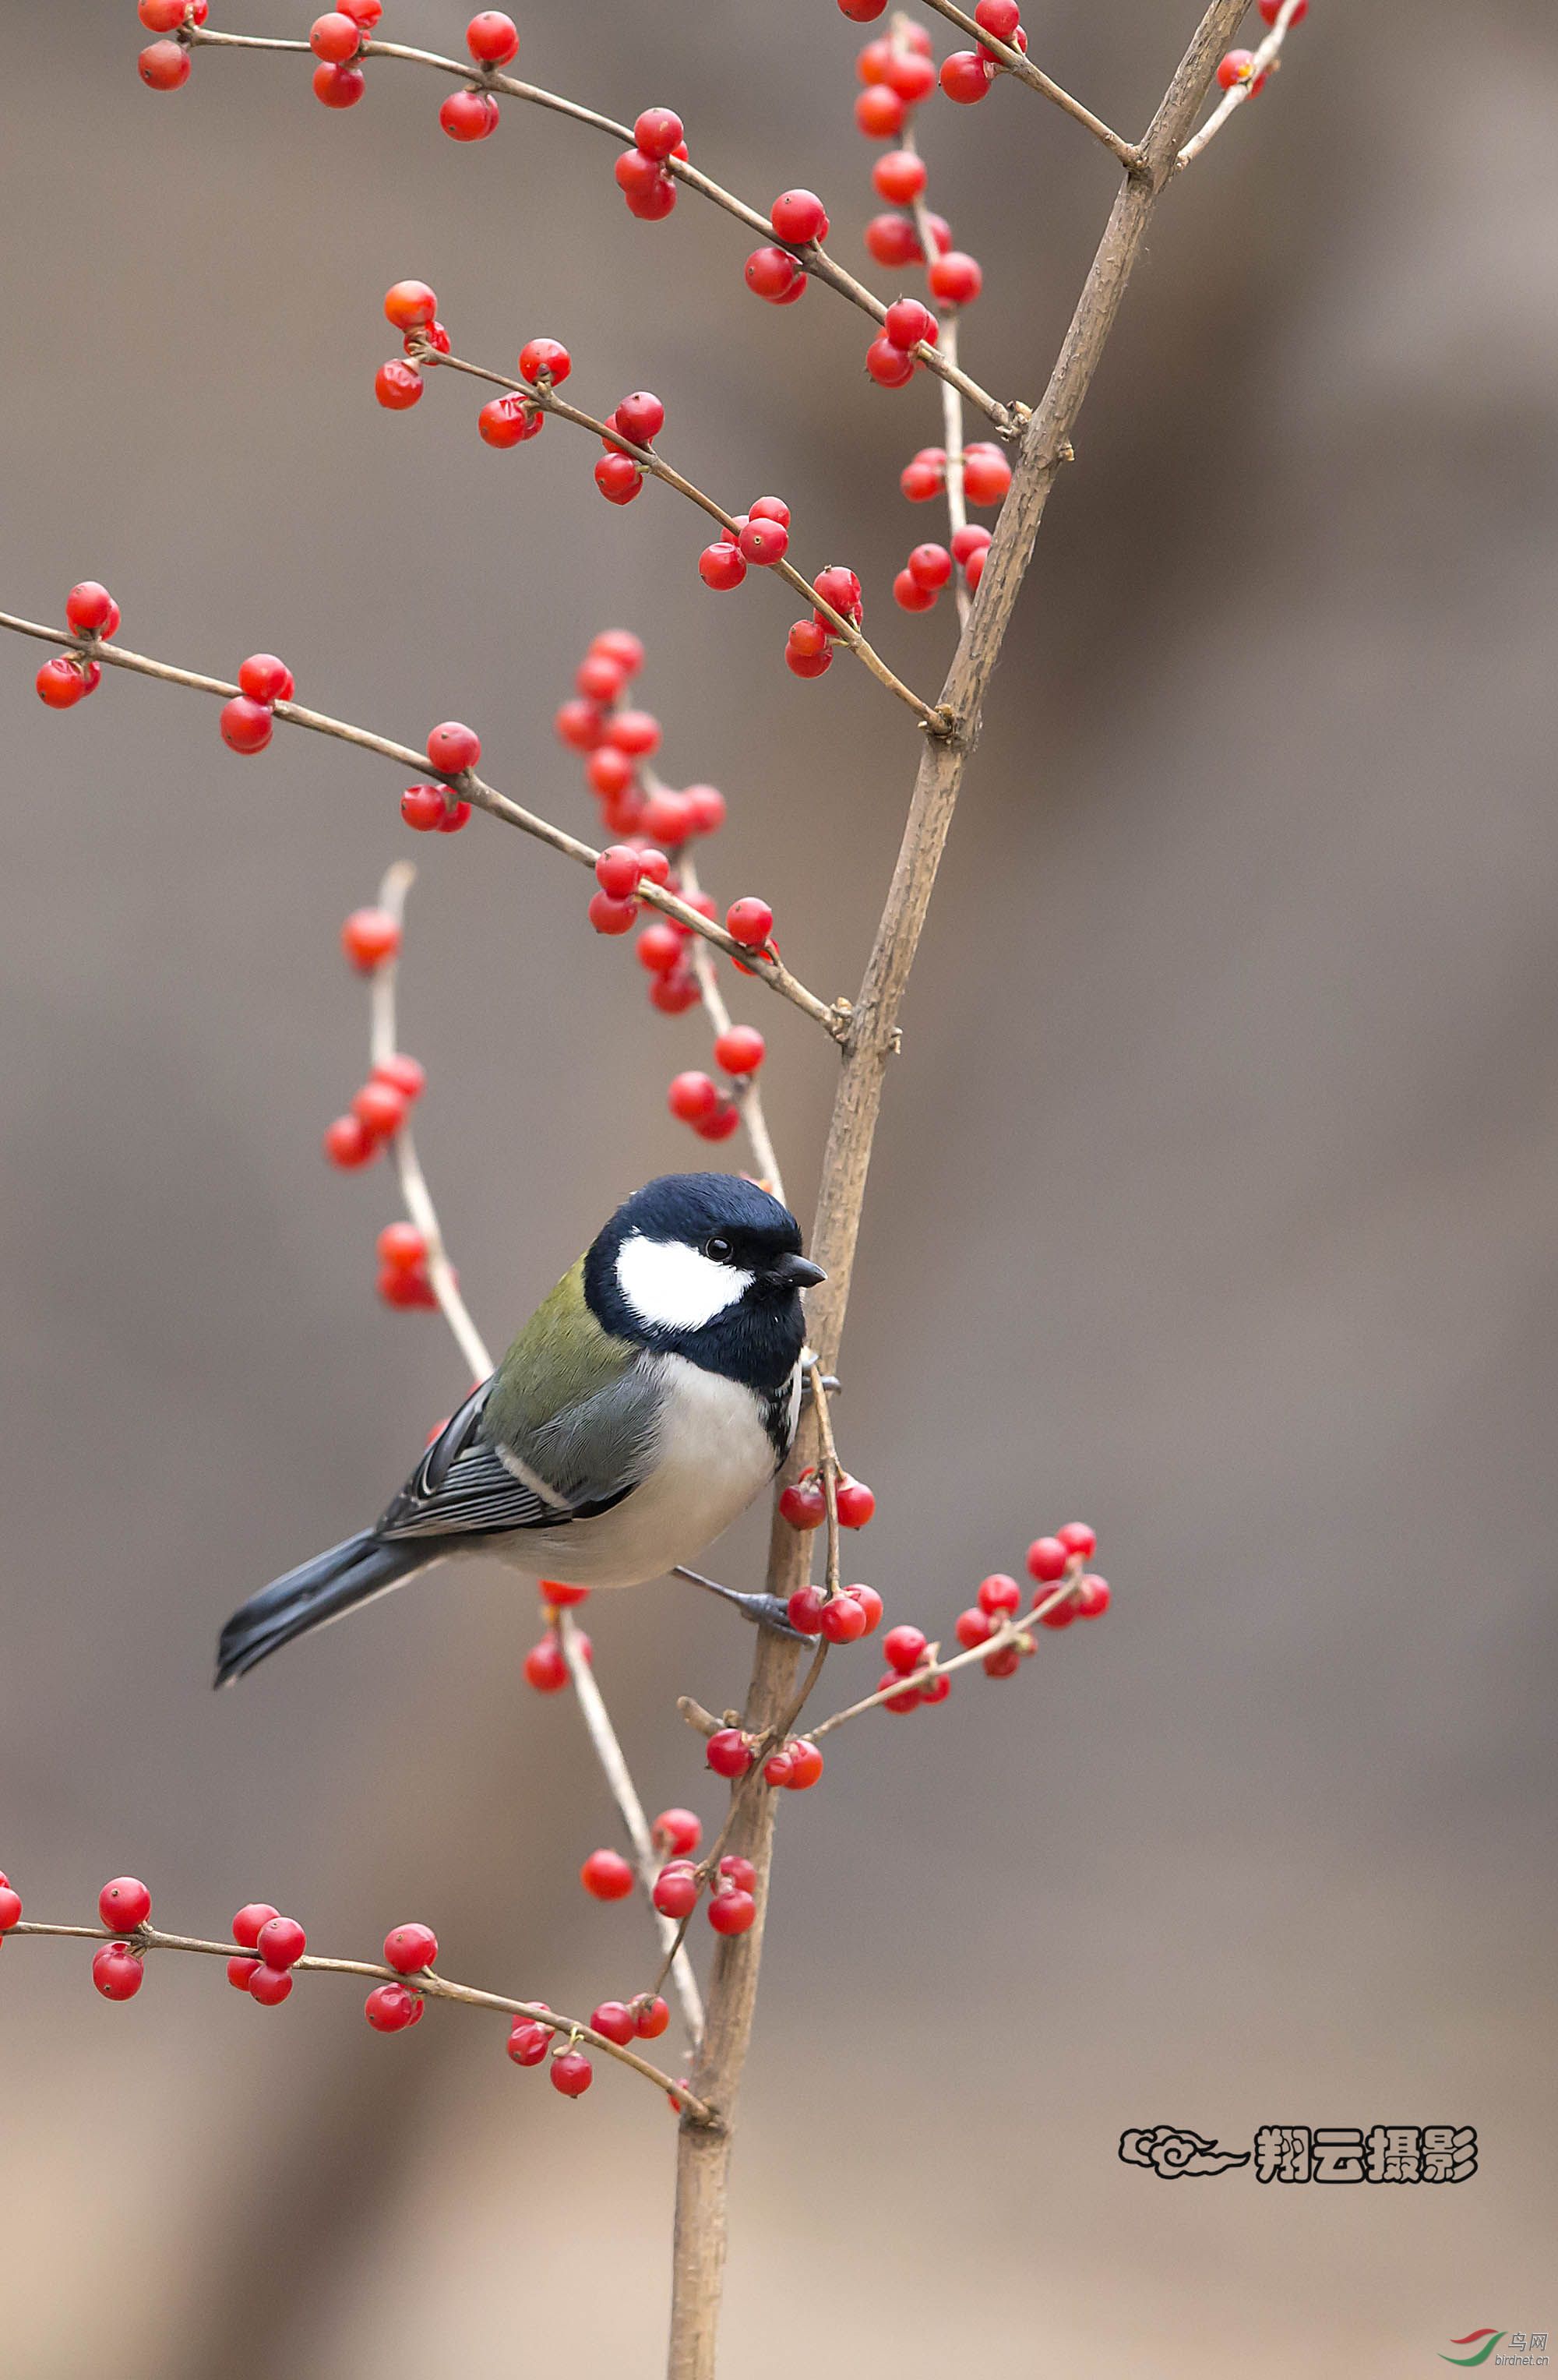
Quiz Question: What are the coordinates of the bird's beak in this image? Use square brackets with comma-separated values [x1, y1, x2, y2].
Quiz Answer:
[770, 1253, 826, 1291]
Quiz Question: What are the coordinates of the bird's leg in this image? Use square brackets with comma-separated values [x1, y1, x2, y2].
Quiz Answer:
[672, 1565, 808, 1641]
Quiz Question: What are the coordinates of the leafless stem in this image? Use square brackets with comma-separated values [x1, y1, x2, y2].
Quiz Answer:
[0, 609, 845, 1038]
[667, 7, 1253, 2372]
[9, 1920, 711, 2118]
[1177, 0, 1308, 168]
[182, 24, 1015, 428]
[423, 349, 945, 733]
[673, 848, 785, 1204]
[915, 0, 1140, 169]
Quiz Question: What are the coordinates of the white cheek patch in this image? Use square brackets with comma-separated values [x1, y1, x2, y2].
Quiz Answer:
[615, 1235, 753, 1332]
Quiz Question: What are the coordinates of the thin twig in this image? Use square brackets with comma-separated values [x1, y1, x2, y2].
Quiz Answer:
[422, 349, 946, 734]
[1176, 0, 1307, 169]
[0, 609, 845, 1038]
[10, 1920, 713, 2119]
[673, 847, 786, 1205]
[914, 0, 1140, 170]
[557, 1608, 706, 2043]
[182, 24, 1016, 428]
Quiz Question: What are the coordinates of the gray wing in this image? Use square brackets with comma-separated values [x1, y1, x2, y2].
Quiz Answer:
[375, 1364, 666, 1543]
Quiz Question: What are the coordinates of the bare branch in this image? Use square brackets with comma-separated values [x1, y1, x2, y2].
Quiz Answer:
[915, 0, 1140, 169]
[1177, 0, 1309, 169]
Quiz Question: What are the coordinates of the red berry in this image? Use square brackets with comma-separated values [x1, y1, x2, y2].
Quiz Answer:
[551, 2049, 594, 2096]
[138, 40, 191, 90]
[865, 214, 920, 269]
[612, 710, 665, 761]
[652, 1807, 701, 1858]
[592, 844, 640, 901]
[555, 699, 603, 754]
[1260, 0, 1305, 17]
[426, 720, 480, 775]
[633, 107, 683, 160]
[256, 1915, 307, 1969]
[400, 783, 448, 831]
[65, 582, 116, 634]
[919, 1670, 951, 1705]
[384, 280, 438, 331]
[364, 1982, 421, 2031]
[820, 1591, 869, 1645]
[976, 1573, 1022, 1619]
[635, 921, 683, 976]
[220, 696, 274, 755]
[883, 48, 935, 100]
[580, 1849, 635, 1902]
[1217, 49, 1260, 91]
[884, 298, 936, 351]
[340, 908, 400, 972]
[872, 151, 925, 206]
[707, 1729, 753, 1779]
[1026, 1536, 1068, 1584]
[247, 1963, 293, 2005]
[1039, 1596, 1076, 1631]
[441, 86, 500, 139]
[855, 83, 904, 138]
[518, 337, 571, 386]
[714, 1025, 765, 1076]
[383, 1921, 438, 1974]
[538, 1579, 590, 1610]
[928, 251, 982, 305]
[785, 621, 833, 679]
[615, 390, 665, 446]
[694, 1103, 741, 1143]
[577, 652, 627, 703]
[595, 451, 643, 505]
[784, 1738, 824, 1789]
[590, 1999, 635, 2046]
[699, 541, 747, 591]
[865, 335, 916, 389]
[724, 897, 774, 948]
[883, 1624, 928, 1674]
[340, 0, 382, 23]
[231, 1902, 280, 1949]
[770, 189, 829, 246]
[975, 0, 1023, 35]
[717, 1856, 756, 1893]
[1076, 1574, 1111, 1618]
[139, 0, 203, 24]
[905, 543, 953, 594]
[962, 443, 1012, 504]
[745, 245, 804, 301]
[707, 1889, 756, 1937]
[92, 1943, 145, 1999]
[763, 1749, 795, 1786]
[323, 1115, 373, 1168]
[668, 1071, 721, 1125]
[641, 788, 693, 844]
[738, 517, 788, 567]
[523, 1634, 569, 1691]
[633, 1993, 671, 2038]
[786, 1583, 829, 1634]
[375, 358, 423, 410]
[851, 1583, 884, 1633]
[478, 393, 540, 449]
[375, 1224, 425, 1275]
[652, 1867, 698, 1919]
[311, 13, 361, 63]
[0, 1877, 23, 1933]
[895, 569, 936, 613]
[940, 49, 993, 103]
[314, 59, 366, 105]
[1057, 1521, 1097, 1559]
[984, 1641, 1024, 1677]
[955, 1606, 995, 1649]
[98, 1878, 152, 1932]
[780, 1479, 827, 1532]
[839, 0, 888, 16]
[878, 1669, 923, 1714]
[835, 1478, 876, 1528]
[649, 961, 700, 1016]
[234, 653, 291, 705]
[508, 2017, 552, 2065]
[226, 1954, 256, 1989]
[951, 523, 992, 564]
[36, 657, 90, 709]
[467, 9, 520, 63]
[623, 172, 678, 221]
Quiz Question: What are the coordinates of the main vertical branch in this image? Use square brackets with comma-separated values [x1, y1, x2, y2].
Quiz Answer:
[665, 5, 1251, 2372]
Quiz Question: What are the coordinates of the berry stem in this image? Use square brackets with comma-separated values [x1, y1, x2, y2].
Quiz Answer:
[183, 24, 1016, 428]
[9, 1920, 713, 2118]
[421, 347, 948, 734]
[915, 0, 1140, 168]
[0, 608, 845, 1038]
[1176, 0, 1306, 168]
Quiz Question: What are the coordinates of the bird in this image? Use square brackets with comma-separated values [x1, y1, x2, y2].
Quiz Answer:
[215, 1172, 826, 1686]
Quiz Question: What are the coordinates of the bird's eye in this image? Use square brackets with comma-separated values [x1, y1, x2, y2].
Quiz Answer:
[704, 1235, 734, 1263]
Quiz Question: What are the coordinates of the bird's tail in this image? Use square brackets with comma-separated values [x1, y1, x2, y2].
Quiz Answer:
[215, 1531, 430, 1687]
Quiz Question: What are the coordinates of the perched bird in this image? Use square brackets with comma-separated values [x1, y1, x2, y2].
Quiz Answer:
[216, 1172, 825, 1685]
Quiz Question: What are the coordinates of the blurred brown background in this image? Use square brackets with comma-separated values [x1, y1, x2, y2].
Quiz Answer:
[2, 2, 1554, 2372]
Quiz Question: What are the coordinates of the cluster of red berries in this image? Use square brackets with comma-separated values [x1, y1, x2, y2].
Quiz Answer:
[705, 1729, 825, 1789]
[219, 653, 296, 756]
[304, 2, 386, 111]
[938, 0, 1030, 108]
[590, 389, 664, 506]
[613, 108, 689, 222]
[523, 1582, 592, 1693]
[879, 1521, 1110, 1709]
[786, 1580, 885, 1643]
[222, 1900, 310, 2005]
[699, 494, 793, 589]
[375, 279, 453, 413]
[848, 23, 983, 307]
[136, 0, 208, 90]
[35, 582, 121, 710]
[475, 332, 570, 448]
[83, 1875, 154, 2001]
[1218, 0, 1304, 95]
[362, 1921, 439, 2031]
[665, 1026, 764, 1144]
[900, 443, 1011, 508]
[508, 1982, 667, 2099]
[894, 524, 995, 609]
[784, 562, 865, 679]
[777, 1468, 876, 1530]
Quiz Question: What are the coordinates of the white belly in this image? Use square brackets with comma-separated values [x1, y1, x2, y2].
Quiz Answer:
[490, 1355, 787, 1591]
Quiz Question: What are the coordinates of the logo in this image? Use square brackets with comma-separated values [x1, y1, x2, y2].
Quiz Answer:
[1438, 2335, 1548, 2370]
[1117, 2125, 1250, 2177]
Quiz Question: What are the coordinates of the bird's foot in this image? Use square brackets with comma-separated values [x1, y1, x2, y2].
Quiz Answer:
[673, 1566, 808, 1642]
